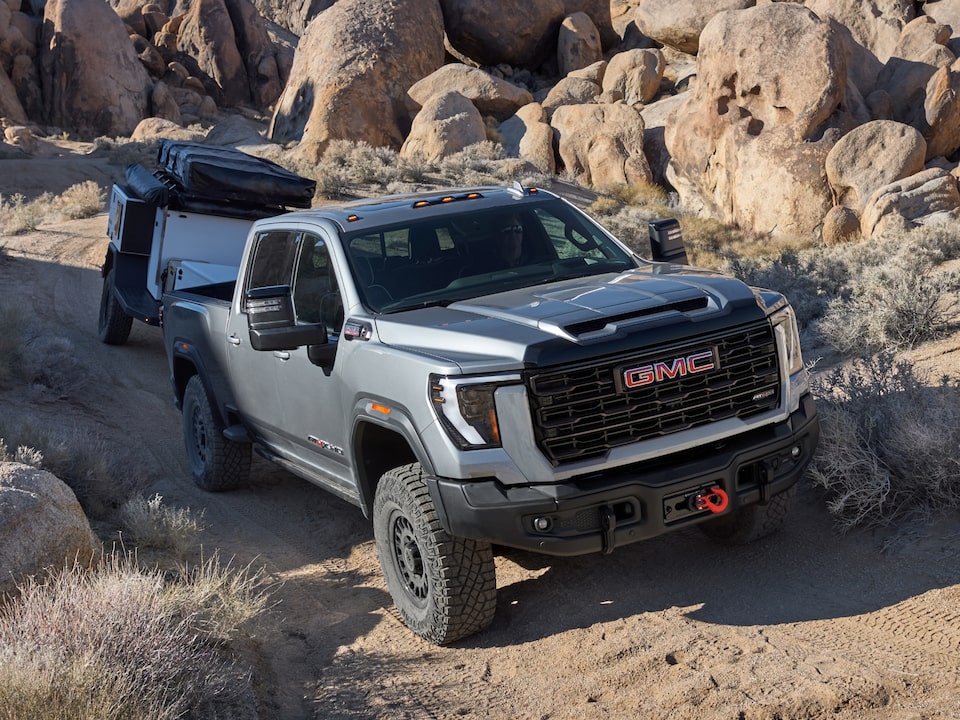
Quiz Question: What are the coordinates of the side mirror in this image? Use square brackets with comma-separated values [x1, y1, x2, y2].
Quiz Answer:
[648, 218, 688, 265]
[246, 285, 328, 351]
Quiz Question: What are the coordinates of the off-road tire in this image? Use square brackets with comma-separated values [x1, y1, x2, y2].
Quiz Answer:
[698, 483, 797, 546]
[182, 375, 251, 491]
[97, 268, 133, 345]
[373, 463, 497, 645]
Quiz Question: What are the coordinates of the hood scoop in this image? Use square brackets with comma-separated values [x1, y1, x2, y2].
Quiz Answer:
[561, 296, 710, 340]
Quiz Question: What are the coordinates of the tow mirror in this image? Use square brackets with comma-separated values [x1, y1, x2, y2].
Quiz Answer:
[648, 218, 688, 265]
[246, 285, 328, 351]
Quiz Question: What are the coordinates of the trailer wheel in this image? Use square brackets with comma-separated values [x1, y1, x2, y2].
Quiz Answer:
[373, 463, 497, 645]
[182, 375, 251, 491]
[97, 268, 133, 345]
[699, 484, 796, 546]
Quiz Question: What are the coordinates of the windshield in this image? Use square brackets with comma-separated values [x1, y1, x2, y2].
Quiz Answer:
[343, 198, 636, 312]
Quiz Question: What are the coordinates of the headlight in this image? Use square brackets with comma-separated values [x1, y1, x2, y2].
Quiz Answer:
[771, 306, 803, 376]
[429, 374, 518, 449]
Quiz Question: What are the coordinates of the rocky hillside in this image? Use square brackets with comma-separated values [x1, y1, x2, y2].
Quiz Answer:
[2, 0, 960, 242]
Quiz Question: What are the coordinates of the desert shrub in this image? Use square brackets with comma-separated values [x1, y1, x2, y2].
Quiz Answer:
[816, 249, 960, 354]
[0, 420, 151, 520]
[438, 141, 506, 184]
[0, 552, 269, 720]
[0, 192, 48, 234]
[0, 438, 43, 467]
[50, 181, 105, 220]
[810, 353, 960, 530]
[119, 494, 204, 559]
[0, 182, 106, 233]
[22, 335, 85, 399]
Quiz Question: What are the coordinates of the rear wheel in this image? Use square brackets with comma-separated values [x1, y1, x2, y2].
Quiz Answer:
[182, 375, 250, 491]
[97, 268, 133, 345]
[698, 484, 797, 545]
[373, 463, 497, 644]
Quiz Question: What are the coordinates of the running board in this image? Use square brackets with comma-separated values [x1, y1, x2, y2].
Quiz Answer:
[254, 446, 361, 506]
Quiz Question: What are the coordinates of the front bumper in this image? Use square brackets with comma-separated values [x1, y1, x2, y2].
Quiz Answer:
[429, 393, 819, 556]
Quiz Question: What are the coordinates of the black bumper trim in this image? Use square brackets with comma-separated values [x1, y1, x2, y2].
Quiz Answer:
[430, 393, 819, 556]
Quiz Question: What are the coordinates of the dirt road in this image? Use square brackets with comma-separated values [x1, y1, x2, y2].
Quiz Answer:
[2, 207, 959, 720]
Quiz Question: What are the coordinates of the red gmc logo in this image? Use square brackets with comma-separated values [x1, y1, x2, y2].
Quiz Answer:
[621, 349, 718, 389]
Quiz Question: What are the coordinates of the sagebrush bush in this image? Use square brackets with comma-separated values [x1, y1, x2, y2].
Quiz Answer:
[0, 552, 269, 720]
[119, 494, 205, 560]
[810, 353, 960, 530]
[817, 254, 960, 353]
[51, 181, 105, 220]
[0, 182, 105, 234]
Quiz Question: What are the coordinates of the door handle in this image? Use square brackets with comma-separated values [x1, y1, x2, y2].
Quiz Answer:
[273, 351, 290, 360]
[228, 334, 241, 346]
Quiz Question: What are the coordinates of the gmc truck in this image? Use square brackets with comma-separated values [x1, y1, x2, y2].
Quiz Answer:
[161, 183, 819, 644]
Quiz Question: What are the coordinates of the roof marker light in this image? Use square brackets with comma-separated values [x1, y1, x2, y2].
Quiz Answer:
[347, 214, 360, 222]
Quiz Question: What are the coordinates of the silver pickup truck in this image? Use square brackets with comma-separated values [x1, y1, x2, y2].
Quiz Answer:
[161, 183, 819, 644]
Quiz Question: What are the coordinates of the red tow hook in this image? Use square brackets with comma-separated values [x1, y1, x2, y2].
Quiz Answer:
[694, 486, 729, 514]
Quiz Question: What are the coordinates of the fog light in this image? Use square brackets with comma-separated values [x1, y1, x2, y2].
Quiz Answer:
[791, 445, 801, 458]
[533, 516, 553, 532]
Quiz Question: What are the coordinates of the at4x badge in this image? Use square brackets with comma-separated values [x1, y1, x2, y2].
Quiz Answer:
[616, 347, 719, 391]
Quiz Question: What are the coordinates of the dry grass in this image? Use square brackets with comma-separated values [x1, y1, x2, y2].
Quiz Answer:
[0, 181, 105, 234]
[810, 353, 960, 531]
[119, 494, 205, 560]
[0, 551, 270, 720]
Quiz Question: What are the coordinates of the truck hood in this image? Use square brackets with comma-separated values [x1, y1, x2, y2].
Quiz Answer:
[373, 266, 768, 371]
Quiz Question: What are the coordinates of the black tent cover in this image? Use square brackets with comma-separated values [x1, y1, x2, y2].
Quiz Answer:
[155, 140, 316, 209]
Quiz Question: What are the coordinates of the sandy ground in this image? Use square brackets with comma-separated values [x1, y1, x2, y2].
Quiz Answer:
[1, 149, 959, 720]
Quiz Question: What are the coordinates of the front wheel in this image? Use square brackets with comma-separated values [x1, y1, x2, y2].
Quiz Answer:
[373, 463, 497, 644]
[182, 375, 251, 491]
[698, 484, 796, 545]
[97, 268, 133, 345]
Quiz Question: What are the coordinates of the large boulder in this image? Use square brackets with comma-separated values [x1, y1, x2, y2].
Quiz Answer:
[551, 102, 651, 188]
[601, 48, 665, 105]
[269, 0, 445, 161]
[440, 0, 565, 67]
[0, 66, 26, 123]
[176, 0, 247, 106]
[665, 4, 847, 236]
[923, 0, 960, 54]
[498, 101, 556, 174]
[639, 93, 686, 186]
[860, 167, 960, 238]
[557, 12, 602, 78]
[805, 0, 914, 95]
[406, 63, 534, 122]
[563, 0, 617, 50]
[875, 16, 955, 127]
[250, 0, 334, 36]
[541, 76, 600, 118]
[825, 120, 927, 212]
[0, 462, 98, 597]
[224, 0, 286, 108]
[633, 0, 755, 55]
[922, 58, 960, 159]
[40, 0, 150, 137]
[400, 90, 486, 162]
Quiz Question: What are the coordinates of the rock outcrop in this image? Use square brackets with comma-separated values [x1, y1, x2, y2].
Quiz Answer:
[552, 102, 651, 188]
[0, 462, 98, 597]
[400, 90, 486, 163]
[633, 0, 755, 55]
[666, 3, 847, 236]
[861, 166, 960, 238]
[825, 120, 927, 213]
[41, 0, 151, 137]
[406, 63, 534, 122]
[269, 0, 445, 161]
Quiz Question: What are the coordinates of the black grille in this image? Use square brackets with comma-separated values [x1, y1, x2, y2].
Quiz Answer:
[526, 321, 781, 465]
